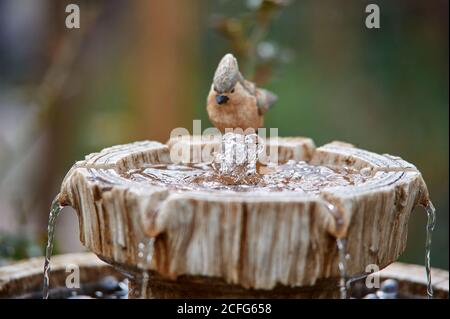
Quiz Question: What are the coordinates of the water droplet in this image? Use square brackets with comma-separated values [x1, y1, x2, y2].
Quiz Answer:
[336, 238, 348, 299]
[360, 167, 372, 177]
[137, 238, 155, 298]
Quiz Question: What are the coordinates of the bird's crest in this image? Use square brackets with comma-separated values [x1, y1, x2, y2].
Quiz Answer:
[213, 53, 241, 93]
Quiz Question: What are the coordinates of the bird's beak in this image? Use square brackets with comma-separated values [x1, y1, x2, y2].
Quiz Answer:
[215, 95, 229, 105]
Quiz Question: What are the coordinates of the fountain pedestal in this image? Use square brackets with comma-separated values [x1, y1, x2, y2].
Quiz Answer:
[59, 137, 429, 298]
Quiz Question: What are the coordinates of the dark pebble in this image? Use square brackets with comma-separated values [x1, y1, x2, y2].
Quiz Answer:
[380, 279, 398, 294]
[113, 288, 128, 298]
[99, 276, 119, 292]
[118, 280, 129, 292]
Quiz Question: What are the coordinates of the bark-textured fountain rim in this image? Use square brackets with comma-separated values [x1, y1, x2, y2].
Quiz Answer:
[60, 137, 428, 235]
[58, 137, 429, 291]
[62, 137, 427, 197]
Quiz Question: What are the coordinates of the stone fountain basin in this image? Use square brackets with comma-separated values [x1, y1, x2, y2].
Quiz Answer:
[0, 253, 123, 298]
[1, 254, 447, 299]
[58, 137, 429, 296]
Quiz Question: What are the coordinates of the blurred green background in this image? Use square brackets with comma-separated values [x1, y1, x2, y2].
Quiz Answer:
[0, 0, 448, 270]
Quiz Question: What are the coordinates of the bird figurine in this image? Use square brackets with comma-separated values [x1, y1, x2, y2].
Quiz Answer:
[207, 53, 277, 133]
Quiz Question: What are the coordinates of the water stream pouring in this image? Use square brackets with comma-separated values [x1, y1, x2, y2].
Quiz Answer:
[424, 201, 436, 298]
[336, 238, 347, 299]
[42, 195, 65, 299]
[137, 238, 155, 298]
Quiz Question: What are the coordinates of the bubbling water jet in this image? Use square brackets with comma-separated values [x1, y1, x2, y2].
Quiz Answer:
[212, 132, 264, 183]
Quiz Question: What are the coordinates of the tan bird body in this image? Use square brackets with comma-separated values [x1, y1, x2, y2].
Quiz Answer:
[207, 54, 277, 133]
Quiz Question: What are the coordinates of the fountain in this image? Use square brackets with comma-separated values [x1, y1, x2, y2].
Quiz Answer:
[46, 133, 435, 298]
[0, 53, 445, 299]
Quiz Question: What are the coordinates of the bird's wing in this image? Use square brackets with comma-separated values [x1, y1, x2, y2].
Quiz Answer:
[241, 79, 256, 95]
[256, 88, 278, 115]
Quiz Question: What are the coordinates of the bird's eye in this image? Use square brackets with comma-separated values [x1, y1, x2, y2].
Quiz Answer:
[231, 88, 235, 93]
